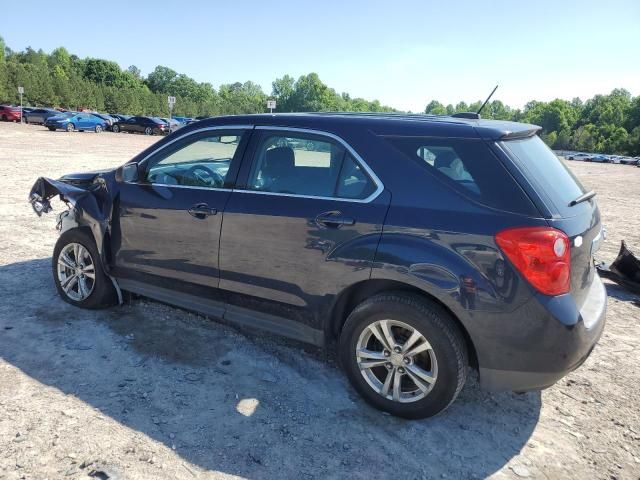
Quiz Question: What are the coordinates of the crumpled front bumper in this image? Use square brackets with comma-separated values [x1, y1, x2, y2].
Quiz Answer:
[28, 174, 116, 263]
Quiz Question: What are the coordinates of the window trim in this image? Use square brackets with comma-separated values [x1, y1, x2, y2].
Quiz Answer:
[234, 126, 384, 203]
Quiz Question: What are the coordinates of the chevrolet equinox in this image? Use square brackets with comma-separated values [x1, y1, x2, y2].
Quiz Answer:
[29, 113, 606, 419]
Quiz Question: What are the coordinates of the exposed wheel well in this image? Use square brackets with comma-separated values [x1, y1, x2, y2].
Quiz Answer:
[328, 279, 478, 368]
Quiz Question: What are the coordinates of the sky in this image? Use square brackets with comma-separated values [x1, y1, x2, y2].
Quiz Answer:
[3, 0, 639, 112]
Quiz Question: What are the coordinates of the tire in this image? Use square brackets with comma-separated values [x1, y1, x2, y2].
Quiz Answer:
[144, 126, 153, 135]
[339, 292, 468, 419]
[1, 115, 6, 121]
[52, 228, 117, 309]
[95, 125, 103, 133]
[48, 126, 56, 131]
[66, 123, 75, 132]
[112, 124, 120, 133]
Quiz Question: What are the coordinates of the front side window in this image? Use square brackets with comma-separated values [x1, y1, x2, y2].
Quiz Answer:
[246, 132, 376, 200]
[146, 133, 243, 188]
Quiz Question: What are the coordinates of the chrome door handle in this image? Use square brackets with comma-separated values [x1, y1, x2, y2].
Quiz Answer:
[188, 203, 217, 219]
[315, 211, 356, 228]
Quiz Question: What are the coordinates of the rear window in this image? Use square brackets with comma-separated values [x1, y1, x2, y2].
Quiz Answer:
[501, 136, 586, 216]
[384, 137, 538, 216]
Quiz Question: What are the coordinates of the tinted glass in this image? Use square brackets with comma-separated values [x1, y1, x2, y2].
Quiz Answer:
[147, 133, 242, 188]
[501, 136, 586, 215]
[384, 137, 538, 215]
[336, 153, 376, 199]
[246, 132, 375, 199]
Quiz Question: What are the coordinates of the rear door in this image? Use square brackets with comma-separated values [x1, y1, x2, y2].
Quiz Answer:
[113, 127, 251, 292]
[498, 135, 603, 308]
[218, 127, 390, 329]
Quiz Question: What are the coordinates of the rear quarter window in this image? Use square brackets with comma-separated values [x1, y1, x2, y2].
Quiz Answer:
[384, 137, 538, 216]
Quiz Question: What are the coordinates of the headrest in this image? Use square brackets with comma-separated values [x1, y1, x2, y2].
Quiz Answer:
[265, 146, 295, 171]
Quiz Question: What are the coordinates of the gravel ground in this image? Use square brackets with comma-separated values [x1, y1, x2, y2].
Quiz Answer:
[0, 122, 639, 480]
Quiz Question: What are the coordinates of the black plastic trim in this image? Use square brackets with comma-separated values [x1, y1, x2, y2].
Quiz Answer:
[117, 279, 325, 346]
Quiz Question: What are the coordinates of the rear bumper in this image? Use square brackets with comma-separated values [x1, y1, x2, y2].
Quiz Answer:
[478, 274, 607, 391]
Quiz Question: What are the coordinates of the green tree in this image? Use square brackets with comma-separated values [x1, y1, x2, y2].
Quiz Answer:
[424, 100, 446, 115]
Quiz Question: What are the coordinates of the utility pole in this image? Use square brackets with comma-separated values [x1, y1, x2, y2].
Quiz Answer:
[18, 86, 24, 124]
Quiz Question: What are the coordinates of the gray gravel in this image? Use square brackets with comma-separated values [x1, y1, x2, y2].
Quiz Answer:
[0, 122, 639, 479]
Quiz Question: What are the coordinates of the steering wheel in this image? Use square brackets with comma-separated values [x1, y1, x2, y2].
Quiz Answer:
[186, 165, 225, 188]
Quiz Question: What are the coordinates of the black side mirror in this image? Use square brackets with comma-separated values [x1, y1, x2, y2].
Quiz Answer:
[116, 163, 141, 183]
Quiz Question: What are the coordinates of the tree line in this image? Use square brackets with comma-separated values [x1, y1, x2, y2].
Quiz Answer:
[0, 36, 637, 155]
[0, 37, 395, 120]
[425, 89, 639, 155]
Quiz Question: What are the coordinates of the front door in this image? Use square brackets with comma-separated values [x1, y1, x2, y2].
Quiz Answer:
[76, 114, 91, 129]
[113, 128, 251, 292]
[218, 128, 390, 330]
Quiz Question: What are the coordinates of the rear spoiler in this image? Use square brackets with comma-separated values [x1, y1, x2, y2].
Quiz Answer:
[501, 127, 542, 140]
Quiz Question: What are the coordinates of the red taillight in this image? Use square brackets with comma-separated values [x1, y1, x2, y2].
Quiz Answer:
[495, 227, 570, 296]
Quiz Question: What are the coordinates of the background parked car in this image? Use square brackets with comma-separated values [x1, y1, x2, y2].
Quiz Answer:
[566, 153, 591, 160]
[172, 116, 193, 124]
[619, 156, 637, 165]
[24, 108, 61, 124]
[159, 117, 182, 131]
[44, 112, 107, 133]
[588, 154, 611, 163]
[90, 113, 117, 130]
[112, 116, 167, 135]
[0, 105, 22, 122]
[108, 114, 131, 123]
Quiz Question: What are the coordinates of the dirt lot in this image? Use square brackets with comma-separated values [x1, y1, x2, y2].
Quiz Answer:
[0, 122, 639, 480]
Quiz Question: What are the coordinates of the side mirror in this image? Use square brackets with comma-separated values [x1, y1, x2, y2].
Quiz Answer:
[116, 163, 141, 183]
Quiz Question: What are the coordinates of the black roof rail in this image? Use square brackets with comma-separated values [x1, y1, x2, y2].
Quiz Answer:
[451, 112, 481, 119]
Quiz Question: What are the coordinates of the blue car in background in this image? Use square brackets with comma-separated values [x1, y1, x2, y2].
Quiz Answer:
[44, 112, 107, 133]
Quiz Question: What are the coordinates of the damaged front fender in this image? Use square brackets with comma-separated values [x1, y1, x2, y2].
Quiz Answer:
[28, 172, 119, 268]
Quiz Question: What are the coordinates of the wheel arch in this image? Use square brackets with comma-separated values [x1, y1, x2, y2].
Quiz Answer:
[327, 279, 478, 368]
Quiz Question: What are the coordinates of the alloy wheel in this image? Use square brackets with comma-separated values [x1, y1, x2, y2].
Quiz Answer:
[56, 243, 96, 302]
[356, 319, 438, 403]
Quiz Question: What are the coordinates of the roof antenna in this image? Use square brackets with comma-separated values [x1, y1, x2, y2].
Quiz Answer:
[477, 84, 499, 116]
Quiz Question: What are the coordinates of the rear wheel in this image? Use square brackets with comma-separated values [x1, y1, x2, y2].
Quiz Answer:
[144, 126, 153, 135]
[52, 229, 117, 309]
[340, 293, 468, 419]
[47, 126, 56, 131]
[112, 124, 120, 133]
[66, 123, 75, 132]
[1, 115, 6, 121]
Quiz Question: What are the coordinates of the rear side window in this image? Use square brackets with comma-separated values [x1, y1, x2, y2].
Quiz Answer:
[501, 136, 586, 216]
[246, 132, 377, 200]
[384, 137, 538, 215]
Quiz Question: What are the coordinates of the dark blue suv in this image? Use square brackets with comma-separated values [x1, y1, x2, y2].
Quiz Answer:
[30, 113, 606, 418]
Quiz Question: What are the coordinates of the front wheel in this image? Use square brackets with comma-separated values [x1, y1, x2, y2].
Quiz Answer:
[95, 125, 103, 133]
[66, 122, 75, 132]
[112, 124, 120, 133]
[340, 293, 468, 419]
[144, 126, 153, 135]
[52, 229, 117, 309]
